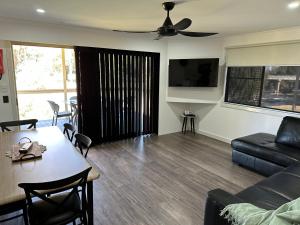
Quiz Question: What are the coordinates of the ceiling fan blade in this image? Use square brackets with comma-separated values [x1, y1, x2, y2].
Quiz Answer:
[174, 18, 192, 31]
[173, 0, 198, 5]
[178, 31, 218, 37]
[113, 30, 156, 33]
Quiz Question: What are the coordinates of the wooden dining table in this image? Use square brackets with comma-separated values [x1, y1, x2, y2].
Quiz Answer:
[0, 126, 100, 225]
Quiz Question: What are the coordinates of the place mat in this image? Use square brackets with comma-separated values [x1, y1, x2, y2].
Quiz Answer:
[7, 142, 47, 162]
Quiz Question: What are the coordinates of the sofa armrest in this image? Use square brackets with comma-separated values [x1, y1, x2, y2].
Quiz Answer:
[204, 189, 244, 225]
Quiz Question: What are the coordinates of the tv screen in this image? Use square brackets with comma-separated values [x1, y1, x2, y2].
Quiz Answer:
[168, 58, 219, 87]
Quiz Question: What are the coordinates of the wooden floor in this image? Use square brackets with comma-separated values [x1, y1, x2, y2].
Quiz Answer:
[2, 132, 263, 225]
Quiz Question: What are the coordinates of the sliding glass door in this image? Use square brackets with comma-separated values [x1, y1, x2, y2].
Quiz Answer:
[12, 44, 76, 124]
[75, 47, 160, 144]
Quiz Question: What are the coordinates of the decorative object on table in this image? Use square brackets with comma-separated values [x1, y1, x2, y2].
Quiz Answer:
[11, 142, 46, 162]
[184, 109, 194, 116]
[181, 113, 196, 135]
[220, 197, 300, 225]
[0, 49, 4, 80]
[5, 137, 47, 162]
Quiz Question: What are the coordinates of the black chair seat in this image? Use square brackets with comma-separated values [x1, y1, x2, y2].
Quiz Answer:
[29, 192, 81, 225]
[57, 112, 72, 117]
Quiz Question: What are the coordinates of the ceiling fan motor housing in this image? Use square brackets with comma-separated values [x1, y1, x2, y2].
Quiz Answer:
[162, 2, 175, 11]
[158, 26, 177, 36]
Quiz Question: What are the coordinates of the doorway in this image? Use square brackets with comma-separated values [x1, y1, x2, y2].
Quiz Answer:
[12, 44, 77, 128]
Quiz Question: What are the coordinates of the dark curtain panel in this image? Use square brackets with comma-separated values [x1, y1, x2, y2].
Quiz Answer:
[75, 47, 160, 144]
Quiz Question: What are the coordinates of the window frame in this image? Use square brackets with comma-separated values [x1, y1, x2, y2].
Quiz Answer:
[11, 42, 76, 116]
[224, 65, 300, 114]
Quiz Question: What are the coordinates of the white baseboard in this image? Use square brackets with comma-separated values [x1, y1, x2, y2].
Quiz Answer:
[197, 129, 232, 144]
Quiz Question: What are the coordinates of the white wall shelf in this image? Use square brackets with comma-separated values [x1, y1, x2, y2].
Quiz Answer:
[166, 97, 218, 104]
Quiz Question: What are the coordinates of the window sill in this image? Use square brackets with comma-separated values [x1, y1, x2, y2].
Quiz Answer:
[221, 102, 300, 118]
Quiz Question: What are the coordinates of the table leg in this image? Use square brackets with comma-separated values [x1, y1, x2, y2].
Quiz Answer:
[192, 118, 195, 135]
[87, 181, 94, 225]
[181, 117, 186, 133]
[184, 118, 187, 134]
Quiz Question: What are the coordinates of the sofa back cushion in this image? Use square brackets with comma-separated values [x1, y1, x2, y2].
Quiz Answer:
[275, 116, 300, 149]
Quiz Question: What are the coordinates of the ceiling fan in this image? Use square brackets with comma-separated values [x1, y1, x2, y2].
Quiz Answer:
[113, 1, 218, 40]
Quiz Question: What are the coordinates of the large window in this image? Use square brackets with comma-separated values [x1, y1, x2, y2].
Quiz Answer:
[225, 66, 300, 113]
[12, 44, 76, 120]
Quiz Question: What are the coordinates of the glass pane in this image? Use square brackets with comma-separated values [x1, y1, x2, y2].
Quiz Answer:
[65, 49, 77, 90]
[13, 45, 63, 90]
[18, 93, 65, 120]
[225, 67, 264, 107]
[261, 66, 300, 112]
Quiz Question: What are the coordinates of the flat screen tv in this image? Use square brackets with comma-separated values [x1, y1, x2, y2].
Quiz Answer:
[168, 58, 219, 87]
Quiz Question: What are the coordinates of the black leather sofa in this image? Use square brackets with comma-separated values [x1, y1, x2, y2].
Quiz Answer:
[204, 163, 300, 225]
[232, 116, 300, 176]
[204, 116, 300, 225]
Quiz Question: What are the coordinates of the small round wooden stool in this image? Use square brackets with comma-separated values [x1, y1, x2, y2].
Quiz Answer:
[181, 114, 196, 135]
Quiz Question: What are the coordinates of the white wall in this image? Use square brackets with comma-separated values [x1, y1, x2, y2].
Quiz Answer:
[0, 40, 17, 122]
[0, 17, 177, 135]
[167, 26, 300, 143]
[166, 38, 226, 133]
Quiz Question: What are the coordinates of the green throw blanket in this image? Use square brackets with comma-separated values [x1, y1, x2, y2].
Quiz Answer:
[220, 197, 300, 225]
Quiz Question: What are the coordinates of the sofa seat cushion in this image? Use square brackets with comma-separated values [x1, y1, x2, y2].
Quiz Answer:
[236, 163, 300, 210]
[232, 133, 300, 167]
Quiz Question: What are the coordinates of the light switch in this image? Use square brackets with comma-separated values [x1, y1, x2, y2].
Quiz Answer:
[3, 96, 9, 103]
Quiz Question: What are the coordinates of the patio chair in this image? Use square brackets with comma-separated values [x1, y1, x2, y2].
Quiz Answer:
[70, 102, 78, 126]
[47, 100, 72, 126]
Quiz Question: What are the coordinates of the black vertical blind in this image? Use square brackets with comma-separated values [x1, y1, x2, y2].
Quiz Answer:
[75, 47, 160, 144]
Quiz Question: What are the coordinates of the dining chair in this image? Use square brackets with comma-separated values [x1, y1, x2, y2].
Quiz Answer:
[75, 133, 92, 158]
[0, 200, 28, 225]
[63, 123, 76, 142]
[47, 100, 72, 126]
[0, 119, 38, 132]
[18, 167, 91, 225]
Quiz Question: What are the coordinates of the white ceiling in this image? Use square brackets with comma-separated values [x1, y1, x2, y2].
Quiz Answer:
[0, 0, 300, 36]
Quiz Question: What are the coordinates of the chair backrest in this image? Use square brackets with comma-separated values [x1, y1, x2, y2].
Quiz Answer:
[69, 96, 77, 102]
[75, 133, 92, 158]
[47, 100, 59, 114]
[63, 123, 76, 142]
[0, 119, 38, 132]
[18, 167, 91, 224]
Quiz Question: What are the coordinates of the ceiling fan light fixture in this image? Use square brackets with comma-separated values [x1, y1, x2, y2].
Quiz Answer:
[36, 8, 45, 14]
[288, 1, 300, 9]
